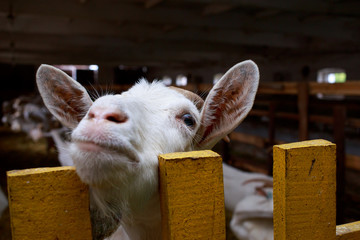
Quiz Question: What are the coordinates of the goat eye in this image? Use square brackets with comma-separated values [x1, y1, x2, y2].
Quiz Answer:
[182, 114, 195, 127]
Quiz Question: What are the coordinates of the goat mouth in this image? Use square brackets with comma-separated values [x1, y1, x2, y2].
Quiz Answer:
[75, 141, 107, 152]
[72, 140, 140, 163]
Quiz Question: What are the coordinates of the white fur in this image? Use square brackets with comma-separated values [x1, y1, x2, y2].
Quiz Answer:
[0, 188, 8, 218]
[69, 81, 201, 239]
[36, 60, 261, 240]
[49, 128, 73, 166]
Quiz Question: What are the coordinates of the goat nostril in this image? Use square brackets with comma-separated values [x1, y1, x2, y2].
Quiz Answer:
[88, 112, 95, 119]
[87, 108, 128, 123]
[105, 113, 128, 123]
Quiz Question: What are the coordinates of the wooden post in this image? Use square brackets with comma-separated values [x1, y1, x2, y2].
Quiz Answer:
[273, 139, 336, 240]
[333, 104, 346, 224]
[7, 167, 92, 240]
[222, 140, 231, 165]
[297, 82, 309, 141]
[268, 102, 277, 175]
[158, 150, 226, 240]
[268, 102, 277, 147]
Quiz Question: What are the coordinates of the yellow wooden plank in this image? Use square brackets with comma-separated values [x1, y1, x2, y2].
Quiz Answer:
[336, 221, 360, 240]
[273, 139, 336, 240]
[158, 150, 226, 240]
[7, 166, 92, 240]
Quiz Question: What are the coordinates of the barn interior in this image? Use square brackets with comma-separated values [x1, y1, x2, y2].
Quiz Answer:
[1, 0, 360, 239]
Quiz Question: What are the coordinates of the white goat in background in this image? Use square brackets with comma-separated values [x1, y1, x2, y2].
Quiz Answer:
[2, 95, 61, 142]
[36, 60, 272, 240]
[0, 187, 7, 218]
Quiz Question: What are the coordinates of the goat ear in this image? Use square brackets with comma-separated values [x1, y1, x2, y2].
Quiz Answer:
[36, 64, 93, 129]
[195, 60, 259, 150]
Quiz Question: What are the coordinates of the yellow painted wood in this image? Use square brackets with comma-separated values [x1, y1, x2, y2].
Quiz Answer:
[159, 150, 226, 240]
[336, 221, 360, 240]
[7, 166, 92, 240]
[273, 139, 336, 240]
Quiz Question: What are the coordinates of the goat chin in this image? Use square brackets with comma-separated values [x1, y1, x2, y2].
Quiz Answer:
[69, 145, 138, 186]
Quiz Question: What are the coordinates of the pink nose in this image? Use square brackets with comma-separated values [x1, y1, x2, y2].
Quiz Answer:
[87, 107, 128, 124]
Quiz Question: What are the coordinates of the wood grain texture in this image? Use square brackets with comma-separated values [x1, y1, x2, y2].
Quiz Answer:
[159, 150, 225, 240]
[273, 139, 336, 240]
[297, 82, 309, 141]
[7, 166, 92, 240]
[256, 82, 360, 96]
[336, 221, 360, 240]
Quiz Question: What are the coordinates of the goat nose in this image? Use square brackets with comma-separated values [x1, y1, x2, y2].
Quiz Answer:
[88, 108, 128, 124]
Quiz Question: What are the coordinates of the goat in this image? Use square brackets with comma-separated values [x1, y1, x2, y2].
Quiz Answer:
[0, 187, 7, 218]
[49, 128, 73, 166]
[224, 166, 273, 240]
[2, 95, 60, 142]
[36, 60, 261, 240]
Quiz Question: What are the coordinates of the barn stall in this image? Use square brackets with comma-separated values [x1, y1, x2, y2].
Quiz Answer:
[1, 0, 360, 239]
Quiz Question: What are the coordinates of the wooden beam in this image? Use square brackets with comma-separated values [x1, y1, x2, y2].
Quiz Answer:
[0, 40, 230, 66]
[229, 132, 266, 149]
[273, 140, 336, 239]
[333, 105, 346, 223]
[346, 154, 360, 172]
[257, 82, 360, 96]
[258, 82, 298, 95]
[158, 150, 226, 240]
[7, 167, 92, 240]
[202, 3, 235, 16]
[347, 118, 360, 128]
[0, 16, 307, 49]
[1, 0, 357, 42]
[297, 82, 309, 141]
[0, 31, 277, 55]
[336, 221, 360, 239]
[309, 115, 333, 125]
[227, 0, 360, 17]
[309, 82, 360, 96]
[251, 109, 360, 129]
[145, 0, 164, 8]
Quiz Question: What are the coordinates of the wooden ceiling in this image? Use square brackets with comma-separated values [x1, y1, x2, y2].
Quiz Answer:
[0, 0, 359, 68]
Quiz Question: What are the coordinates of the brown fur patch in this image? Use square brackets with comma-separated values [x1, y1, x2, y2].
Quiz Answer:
[169, 86, 204, 111]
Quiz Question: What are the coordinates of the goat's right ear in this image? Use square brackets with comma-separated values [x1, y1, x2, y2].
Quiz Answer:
[36, 64, 93, 129]
[195, 60, 259, 150]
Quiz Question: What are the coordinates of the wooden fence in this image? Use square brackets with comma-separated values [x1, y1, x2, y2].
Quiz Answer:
[6, 140, 360, 239]
[7, 150, 225, 240]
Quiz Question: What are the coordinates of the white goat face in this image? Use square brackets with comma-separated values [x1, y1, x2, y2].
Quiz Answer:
[69, 81, 201, 185]
[36, 60, 259, 186]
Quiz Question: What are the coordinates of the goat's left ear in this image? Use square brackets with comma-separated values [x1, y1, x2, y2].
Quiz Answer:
[195, 60, 259, 150]
[36, 64, 93, 129]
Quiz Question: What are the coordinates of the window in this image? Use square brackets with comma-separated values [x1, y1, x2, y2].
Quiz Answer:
[54, 65, 99, 85]
[114, 65, 147, 85]
[176, 74, 188, 86]
[213, 73, 223, 85]
[161, 76, 172, 86]
[317, 68, 346, 99]
[89, 65, 99, 71]
[317, 68, 346, 84]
